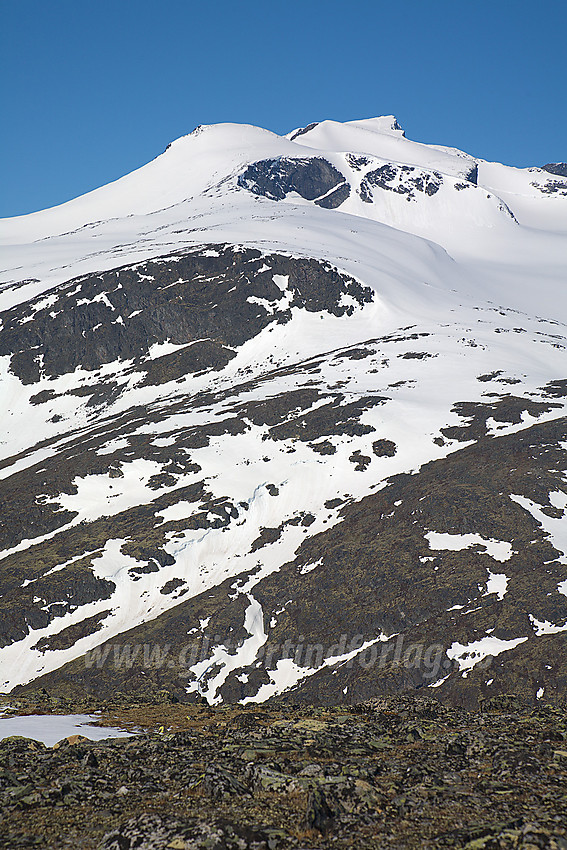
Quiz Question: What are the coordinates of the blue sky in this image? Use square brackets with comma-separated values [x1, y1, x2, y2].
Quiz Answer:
[1, 0, 565, 217]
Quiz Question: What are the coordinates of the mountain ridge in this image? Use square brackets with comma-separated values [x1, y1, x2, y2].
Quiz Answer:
[1, 116, 566, 708]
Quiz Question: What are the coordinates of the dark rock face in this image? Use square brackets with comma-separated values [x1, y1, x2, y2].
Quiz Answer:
[0, 566, 115, 649]
[372, 438, 396, 457]
[464, 162, 479, 184]
[358, 164, 442, 203]
[346, 154, 372, 171]
[542, 162, 567, 177]
[353, 158, 478, 204]
[238, 157, 350, 208]
[289, 121, 319, 140]
[0, 246, 370, 384]
[532, 165, 567, 195]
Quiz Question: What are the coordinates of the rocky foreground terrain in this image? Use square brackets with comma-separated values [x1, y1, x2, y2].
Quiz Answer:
[0, 693, 566, 849]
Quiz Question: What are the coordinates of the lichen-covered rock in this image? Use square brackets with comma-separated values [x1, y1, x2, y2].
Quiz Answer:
[0, 696, 566, 848]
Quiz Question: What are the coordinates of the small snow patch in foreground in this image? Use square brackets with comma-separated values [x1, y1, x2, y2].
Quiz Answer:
[0, 713, 134, 746]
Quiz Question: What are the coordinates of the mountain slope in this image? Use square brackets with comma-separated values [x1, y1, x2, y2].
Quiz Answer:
[1, 117, 566, 707]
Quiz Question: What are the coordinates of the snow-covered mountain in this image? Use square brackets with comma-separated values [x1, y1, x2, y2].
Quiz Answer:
[1, 117, 566, 707]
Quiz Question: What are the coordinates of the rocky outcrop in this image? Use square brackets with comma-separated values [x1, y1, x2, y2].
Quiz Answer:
[358, 163, 442, 203]
[238, 157, 350, 208]
[0, 247, 370, 384]
[542, 162, 567, 177]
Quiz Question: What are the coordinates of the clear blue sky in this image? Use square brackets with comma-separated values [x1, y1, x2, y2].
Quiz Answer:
[1, 0, 565, 217]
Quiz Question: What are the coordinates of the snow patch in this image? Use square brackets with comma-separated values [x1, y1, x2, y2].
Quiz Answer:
[0, 713, 133, 746]
[511, 492, 567, 565]
[529, 615, 567, 636]
[483, 571, 508, 600]
[447, 635, 528, 676]
[186, 594, 267, 704]
[425, 531, 513, 562]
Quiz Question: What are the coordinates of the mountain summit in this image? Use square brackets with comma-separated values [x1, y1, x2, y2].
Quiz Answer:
[1, 118, 566, 708]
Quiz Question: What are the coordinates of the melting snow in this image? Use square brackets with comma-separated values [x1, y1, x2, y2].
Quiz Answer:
[447, 635, 528, 676]
[0, 712, 133, 746]
[243, 632, 392, 704]
[0, 116, 566, 698]
[299, 559, 322, 575]
[187, 594, 267, 705]
[97, 437, 130, 455]
[483, 571, 509, 600]
[425, 532, 513, 562]
[529, 615, 567, 636]
[511, 492, 567, 567]
[147, 340, 194, 360]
